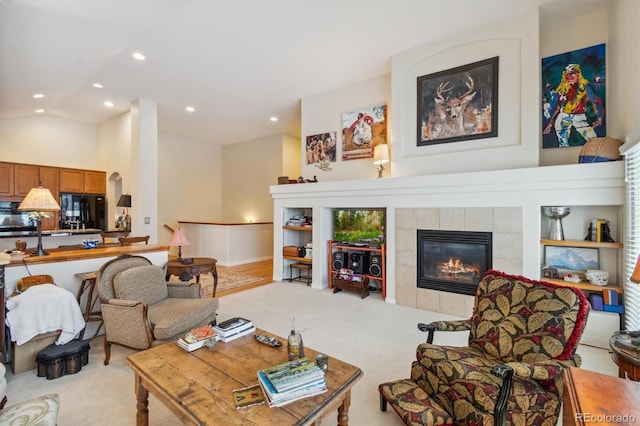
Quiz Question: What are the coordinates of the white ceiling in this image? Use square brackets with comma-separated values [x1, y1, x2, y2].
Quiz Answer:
[0, 0, 612, 145]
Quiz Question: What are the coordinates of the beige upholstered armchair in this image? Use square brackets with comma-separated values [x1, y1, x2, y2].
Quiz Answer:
[96, 254, 219, 364]
[379, 270, 590, 426]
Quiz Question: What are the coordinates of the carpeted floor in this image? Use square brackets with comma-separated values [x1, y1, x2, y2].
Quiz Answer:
[4, 282, 616, 426]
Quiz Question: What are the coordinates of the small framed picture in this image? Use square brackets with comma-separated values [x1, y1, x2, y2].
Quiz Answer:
[544, 246, 599, 280]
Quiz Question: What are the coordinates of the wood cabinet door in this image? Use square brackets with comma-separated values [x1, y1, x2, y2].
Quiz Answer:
[0, 162, 14, 196]
[39, 166, 60, 230]
[59, 168, 84, 193]
[14, 164, 39, 196]
[84, 170, 106, 194]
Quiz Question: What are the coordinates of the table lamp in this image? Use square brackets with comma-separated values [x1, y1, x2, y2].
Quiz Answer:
[169, 228, 190, 263]
[116, 194, 132, 231]
[18, 186, 61, 256]
[373, 144, 389, 178]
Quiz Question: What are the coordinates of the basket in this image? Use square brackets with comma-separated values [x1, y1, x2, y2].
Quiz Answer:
[578, 137, 623, 163]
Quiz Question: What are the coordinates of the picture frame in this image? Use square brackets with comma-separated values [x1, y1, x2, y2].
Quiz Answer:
[541, 43, 606, 149]
[544, 245, 599, 280]
[341, 104, 387, 161]
[417, 56, 499, 146]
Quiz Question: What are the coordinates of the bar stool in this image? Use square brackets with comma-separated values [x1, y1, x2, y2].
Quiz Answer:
[75, 271, 103, 340]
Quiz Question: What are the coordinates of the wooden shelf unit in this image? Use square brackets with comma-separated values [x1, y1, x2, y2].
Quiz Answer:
[540, 239, 623, 249]
[282, 209, 313, 284]
[328, 240, 386, 299]
[542, 278, 623, 294]
[283, 226, 312, 232]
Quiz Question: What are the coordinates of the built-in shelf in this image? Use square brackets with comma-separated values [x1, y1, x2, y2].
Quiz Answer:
[540, 239, 623, 249]
[542, 278, 623, 294]
[283, 255, 311, 263]
[283, 226, 312, 231]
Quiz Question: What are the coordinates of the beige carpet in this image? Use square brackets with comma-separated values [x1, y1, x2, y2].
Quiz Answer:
[169, 271, 263, 296]
[4, 282, 616, 426]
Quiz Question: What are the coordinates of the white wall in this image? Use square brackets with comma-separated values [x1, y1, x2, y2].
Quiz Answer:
[300, 75, 390, 182]
[158, 133, 222, 246]
[0, 116, 98, 168]
[392, 10, 540, 177]
[222, 134, 287, 222]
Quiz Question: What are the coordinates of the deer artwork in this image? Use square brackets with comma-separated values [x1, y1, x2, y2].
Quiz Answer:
[430, 73, 477, 138]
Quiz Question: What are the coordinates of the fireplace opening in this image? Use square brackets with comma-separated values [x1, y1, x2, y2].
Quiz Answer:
[418, 230, 492, 295]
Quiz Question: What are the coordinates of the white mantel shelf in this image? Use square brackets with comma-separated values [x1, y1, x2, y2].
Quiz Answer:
[271, 161, 626, 306]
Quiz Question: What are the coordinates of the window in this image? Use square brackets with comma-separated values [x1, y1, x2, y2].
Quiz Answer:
[624, 143, 640, 329]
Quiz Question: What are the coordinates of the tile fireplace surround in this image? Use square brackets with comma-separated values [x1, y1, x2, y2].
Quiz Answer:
[271, 161, 625, 322]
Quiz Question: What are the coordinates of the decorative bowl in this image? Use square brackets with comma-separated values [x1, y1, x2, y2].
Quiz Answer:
[83, 240, 99, 249]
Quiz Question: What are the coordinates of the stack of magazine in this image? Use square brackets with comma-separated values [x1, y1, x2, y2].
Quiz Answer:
[213, 317, 256, 342]
[257, 357, 327, 407]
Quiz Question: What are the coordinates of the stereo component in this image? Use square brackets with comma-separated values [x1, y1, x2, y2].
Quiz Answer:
[350, 252, 368, 275]
[369, 254, 383, 277]
[332, 251, 348, 271]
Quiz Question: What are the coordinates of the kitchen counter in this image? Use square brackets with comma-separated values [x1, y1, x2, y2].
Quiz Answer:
[3, 244, 169, 296]
[0, 228, 103, 238]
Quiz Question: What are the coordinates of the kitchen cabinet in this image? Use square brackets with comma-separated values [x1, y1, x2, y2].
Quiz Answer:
[14, 164, 39, 196]
[83, 170, 106, 194]
[60, 168, 106, 194]
[0, 163, 14, 197]
[59, 168, 84, 193]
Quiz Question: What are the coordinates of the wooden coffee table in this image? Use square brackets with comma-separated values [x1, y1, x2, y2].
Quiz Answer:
[126, 328, 363, 425]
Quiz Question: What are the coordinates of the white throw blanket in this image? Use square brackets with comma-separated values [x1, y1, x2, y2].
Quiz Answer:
[6, 283, 86, 345]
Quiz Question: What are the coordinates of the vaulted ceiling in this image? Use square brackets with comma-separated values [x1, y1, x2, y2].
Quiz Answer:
[0, 0, 612, 145]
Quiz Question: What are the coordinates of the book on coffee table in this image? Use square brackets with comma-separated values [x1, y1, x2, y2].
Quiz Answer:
[218, 325, 256, 342]
[213, 317, 253, 337]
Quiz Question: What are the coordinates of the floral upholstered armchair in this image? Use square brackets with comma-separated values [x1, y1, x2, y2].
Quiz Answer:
[96, 254, 219, 364]
[379, 270, 590, 426]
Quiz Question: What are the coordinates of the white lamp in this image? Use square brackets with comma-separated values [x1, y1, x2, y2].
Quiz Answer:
[168, 228, 191, 263]
[18, 186, 61, 256]
[373, 144, 389, 178]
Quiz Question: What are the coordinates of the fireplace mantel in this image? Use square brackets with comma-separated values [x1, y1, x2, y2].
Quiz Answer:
[271, 161, 625, 311]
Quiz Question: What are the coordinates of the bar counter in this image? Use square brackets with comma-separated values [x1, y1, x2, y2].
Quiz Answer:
[3, 244, 169, 297]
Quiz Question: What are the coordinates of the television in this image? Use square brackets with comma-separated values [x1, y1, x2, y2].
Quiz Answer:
[333, 208, 385, 245]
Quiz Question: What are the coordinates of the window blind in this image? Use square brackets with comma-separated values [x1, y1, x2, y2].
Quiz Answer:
[625, 145, 640, 330]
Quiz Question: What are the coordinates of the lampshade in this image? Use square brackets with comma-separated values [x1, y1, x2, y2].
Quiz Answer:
[373, 144, 389, 165]
[169, 228, 190, 247]
[117, 194, 132, 207]
[18, 186, 61, 212]
[631, 254, 640, 284]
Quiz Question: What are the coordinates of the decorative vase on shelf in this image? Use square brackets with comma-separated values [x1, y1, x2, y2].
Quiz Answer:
[542, 206, 571, 240]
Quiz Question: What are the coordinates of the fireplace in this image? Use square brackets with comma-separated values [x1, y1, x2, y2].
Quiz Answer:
[417, 230, 492, 295]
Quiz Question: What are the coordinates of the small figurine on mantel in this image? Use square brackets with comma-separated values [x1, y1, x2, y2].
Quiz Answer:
[297, 176, 318, 183]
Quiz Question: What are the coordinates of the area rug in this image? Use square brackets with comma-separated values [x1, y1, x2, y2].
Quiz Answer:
[170, 271, 263, 297]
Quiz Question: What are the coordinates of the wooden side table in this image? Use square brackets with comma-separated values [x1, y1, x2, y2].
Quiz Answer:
[563, 367, 640, 425]
[609, 332, 640, 381]
[165, 257, 218, 297]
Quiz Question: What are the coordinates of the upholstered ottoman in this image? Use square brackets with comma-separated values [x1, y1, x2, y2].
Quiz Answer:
[35, 339, 90, 380]
[379, 379, 453, 426]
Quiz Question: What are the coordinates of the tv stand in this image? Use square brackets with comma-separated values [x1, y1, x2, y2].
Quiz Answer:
[328, 240, 386, 299]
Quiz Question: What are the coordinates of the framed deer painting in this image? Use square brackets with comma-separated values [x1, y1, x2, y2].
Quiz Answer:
[417, 56, 499, 146]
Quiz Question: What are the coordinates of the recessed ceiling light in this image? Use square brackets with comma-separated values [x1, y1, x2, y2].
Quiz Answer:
[35, 109, 45, 113]
[33, 93, 44, 99]
[132, 52, 146, 61]
[270, 117, 278, 122]
[104, 101, 114, 107]
[93, 83, 103, 89]
[185, 106, 195, 112]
